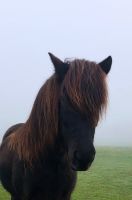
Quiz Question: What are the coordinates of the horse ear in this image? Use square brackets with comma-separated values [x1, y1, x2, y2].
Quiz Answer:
[48, 52, 69, 81]
[99, 56, 112, 74]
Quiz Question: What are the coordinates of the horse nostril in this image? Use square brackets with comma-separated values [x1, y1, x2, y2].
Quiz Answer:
[72, 149, 96, 171]
[74, 150, 95, 163]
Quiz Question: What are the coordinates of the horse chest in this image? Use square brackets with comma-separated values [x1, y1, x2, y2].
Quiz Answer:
[21, 161, 77, 199]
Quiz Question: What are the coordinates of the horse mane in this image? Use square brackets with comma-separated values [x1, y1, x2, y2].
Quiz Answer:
[8, 75, 61, 164]
[8, 59, 108, 164]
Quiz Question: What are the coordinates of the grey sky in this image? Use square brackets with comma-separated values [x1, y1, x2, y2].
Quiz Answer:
[0, 0, 132, 146]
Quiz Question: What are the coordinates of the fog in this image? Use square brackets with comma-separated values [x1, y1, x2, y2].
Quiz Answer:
[0, 0, 132, 146]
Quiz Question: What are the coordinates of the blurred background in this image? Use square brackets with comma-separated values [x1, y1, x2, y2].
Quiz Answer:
[0, 0, 132, 146]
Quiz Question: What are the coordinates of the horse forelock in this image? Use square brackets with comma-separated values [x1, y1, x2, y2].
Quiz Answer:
[62, 59, 108, 126]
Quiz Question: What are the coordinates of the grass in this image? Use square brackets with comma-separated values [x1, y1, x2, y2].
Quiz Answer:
[0, 147, 132, 200]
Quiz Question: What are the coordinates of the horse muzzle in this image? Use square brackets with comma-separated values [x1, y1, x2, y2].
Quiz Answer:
[71, 150, 95, 171]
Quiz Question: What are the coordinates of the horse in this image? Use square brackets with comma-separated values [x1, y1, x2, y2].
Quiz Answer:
[0, 53, 112, 200]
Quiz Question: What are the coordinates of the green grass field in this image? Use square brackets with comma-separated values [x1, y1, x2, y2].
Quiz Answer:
[0, 147, 132, 200]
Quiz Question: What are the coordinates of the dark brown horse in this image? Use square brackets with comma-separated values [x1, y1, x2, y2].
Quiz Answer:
[0, 53, 112, 200]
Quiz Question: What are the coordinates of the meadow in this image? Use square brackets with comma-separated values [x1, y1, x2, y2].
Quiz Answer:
[0, 147, 132, 200]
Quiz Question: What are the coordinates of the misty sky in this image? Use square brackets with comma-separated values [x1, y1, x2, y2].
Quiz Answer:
[0, 0, 132, 146]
